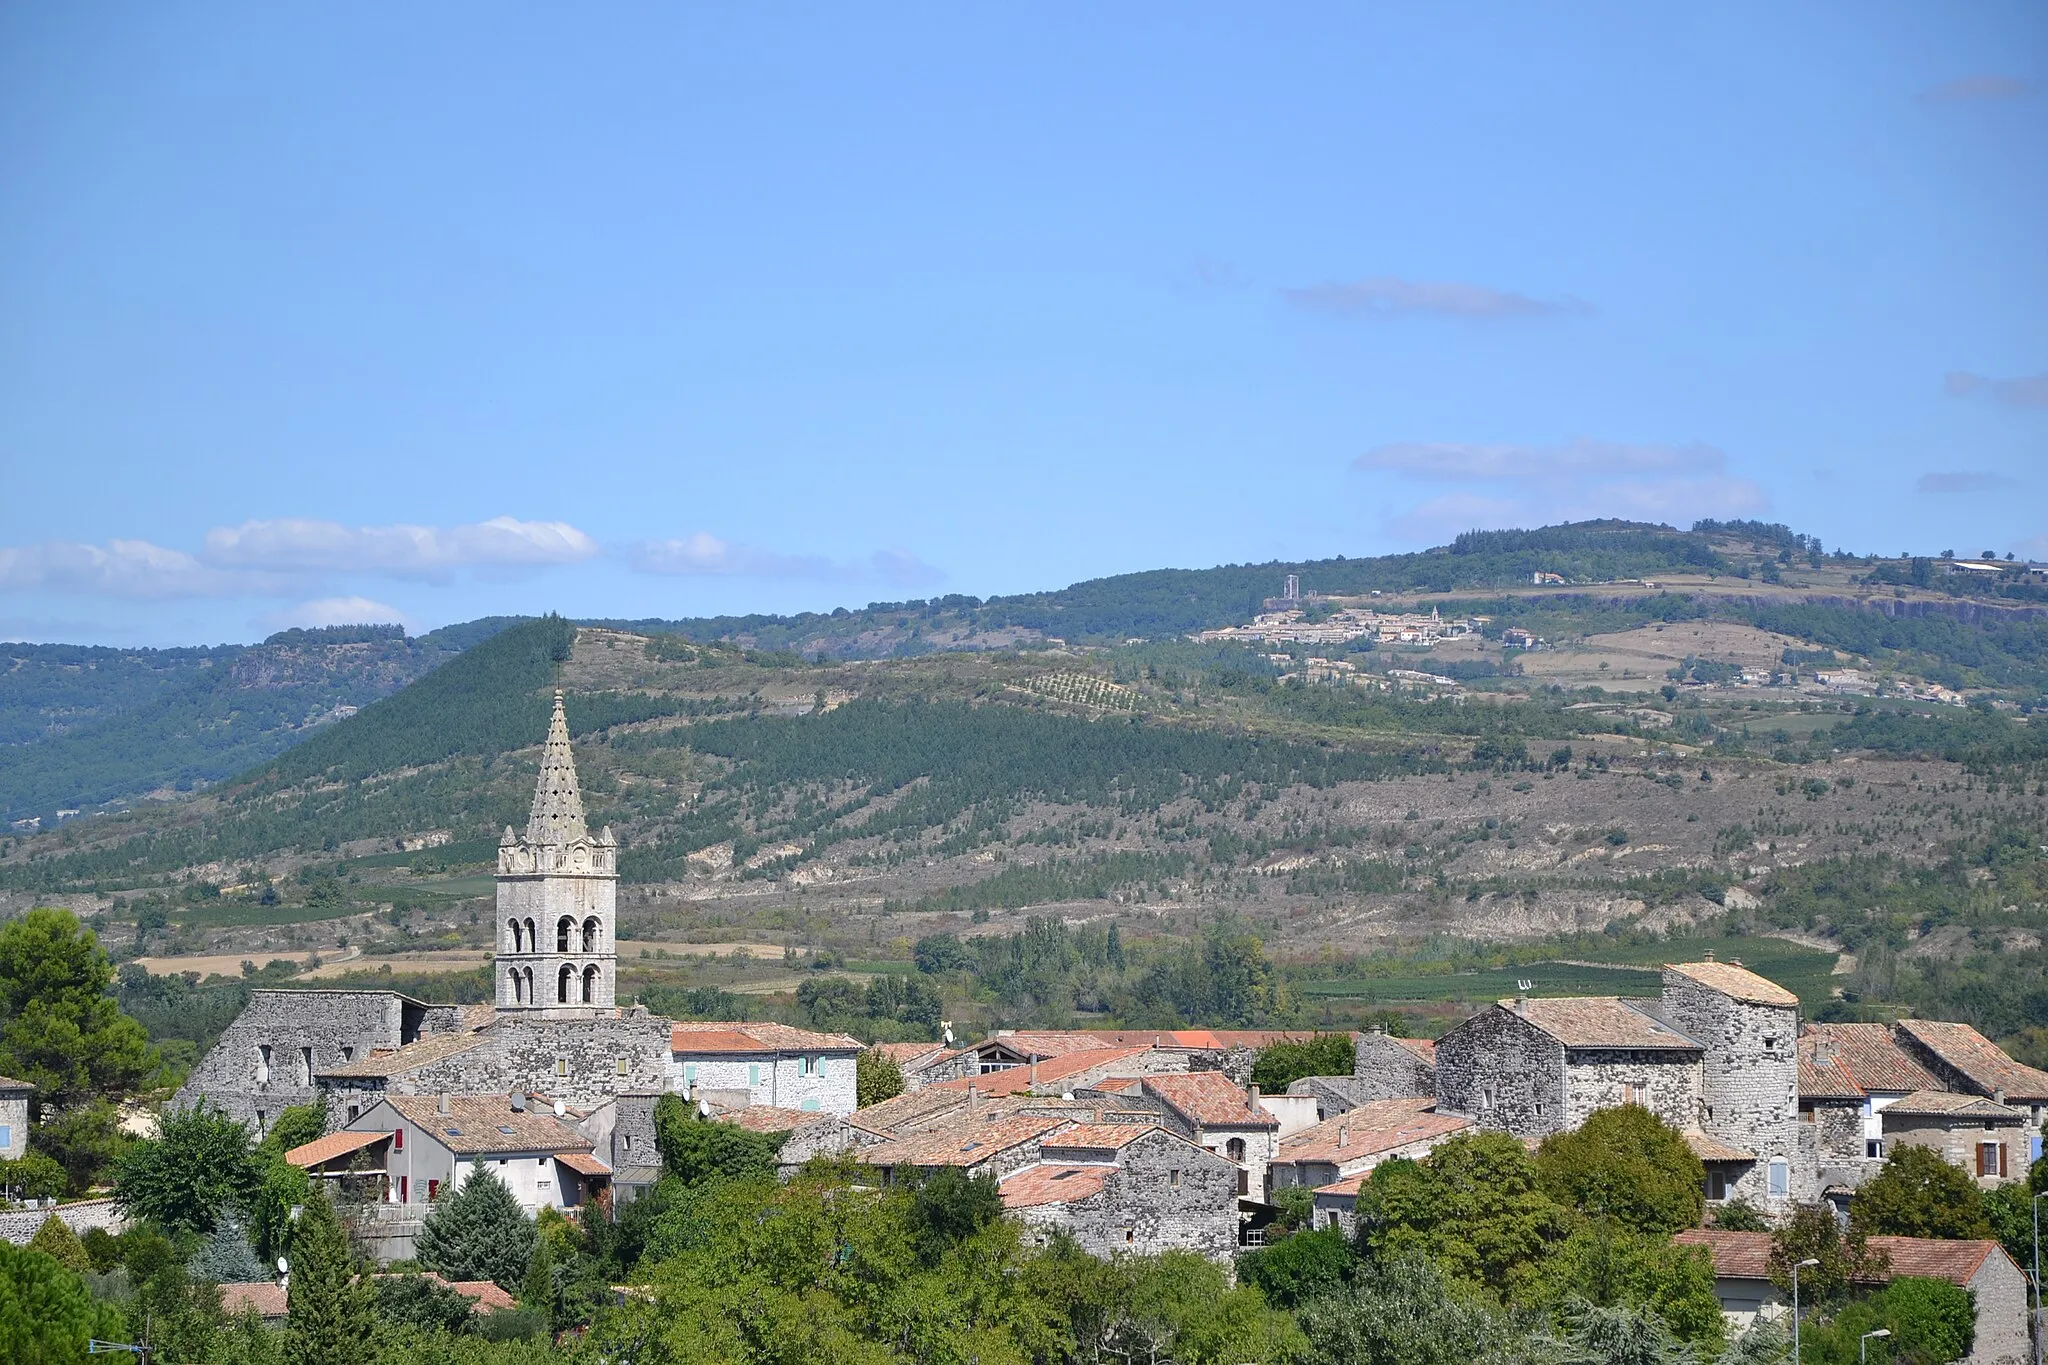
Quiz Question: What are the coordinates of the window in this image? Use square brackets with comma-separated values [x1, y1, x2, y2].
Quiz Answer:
[1326, 1211, 1341, 1230]
[622, 1134, 633, 1152]
[394, 1127, 405, 1153]
[255, 1110, 267, 1133]
[1622, 1083, 1644, 1107]
[1125, 1229, 1134, 1245]
[555, 1057, 568, 1078]
[1226, 1138, 1246, 1163]
[557, 916, 573, 952]
[797, 1056, 813, 1077]
[1169, 1169, 1181, 1190]
[1977, 1142, 2006, 1178]
[801, 1098, 821, 1112]
[1866, 1139, 1883, 1160]
[1237, 1168, 1250, 1196]
[1705, 1170, 1728, 1201]
[750, 1064, 762, 1086]
[341, 1046, 355, 1062]
[617, 1058, 628, 1077]
[256, 1044, 272, 1084]
[0, 1124, 12, 1150]
[1767, 1158, 1789, 1197]
[685, 1064, 698, 1088]
[346, 1105, 359, 1122]
[427, 1179, 440, 1201]
[299, 1047, 313, 1086]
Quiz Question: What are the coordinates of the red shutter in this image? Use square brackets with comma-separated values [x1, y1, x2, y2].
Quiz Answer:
[400, 1175, 409, 1203]
[394, 1127, 404, 1152]
[428, 1179, 440, 1201]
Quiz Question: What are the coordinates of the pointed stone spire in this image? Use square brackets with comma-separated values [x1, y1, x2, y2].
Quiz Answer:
[525, 690, 588, 846]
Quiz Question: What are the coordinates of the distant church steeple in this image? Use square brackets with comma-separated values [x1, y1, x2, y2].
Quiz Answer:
[495, 691, 618, 1015]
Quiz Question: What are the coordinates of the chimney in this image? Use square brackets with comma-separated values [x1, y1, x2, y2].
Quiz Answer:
[1338, 1125, 1348, 1149]
[1702, 950, 1715, 962]
[510, 1090, 526, 1112]
[1993, 1087, 2006, 1106]
[437, 1094, 451, 1116]
[1515, 995, 1528, 1016]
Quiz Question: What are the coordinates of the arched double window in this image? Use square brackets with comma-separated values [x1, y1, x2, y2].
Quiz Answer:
[557, 916, 575, 953]
[582, 917, 600, 953]
[509, 969, 526, 1004]
[558, 964, 576, 1004]
[582, 964, 599, 1003]
[523, 918, 536, 953]
[507, 919, 525, 953]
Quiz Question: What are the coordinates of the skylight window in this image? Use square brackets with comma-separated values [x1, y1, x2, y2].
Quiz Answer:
[445, 1127, 463, 1136]
[498, 1125, 516, 1135]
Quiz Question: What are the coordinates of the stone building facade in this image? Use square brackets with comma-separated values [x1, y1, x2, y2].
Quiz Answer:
[1879, 1091, 2032, 1184]
[0, 1075, 30, 1161]
[1351, 1032, 1437, 1100]
[669, 1022, 861, 1115]
[1656, 961, 1810, 1209]
[1002, 1125, 1241, 1262]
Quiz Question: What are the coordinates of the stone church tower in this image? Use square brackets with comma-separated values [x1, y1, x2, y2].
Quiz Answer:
[495, 691, 618, 1015]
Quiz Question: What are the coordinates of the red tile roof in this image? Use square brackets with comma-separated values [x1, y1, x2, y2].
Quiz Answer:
[435, 1277, 517, 1311]
[1665, 961, 1799, 1008]
[671, 1021, 862, 1053]
[377, 1096, 593, 1156]
[1797, 1037, 1865, 1100]
[1879, 1089, 2023, 1120]
[1314, 1172, 1369, 1198]
[1000, 1164, 1109, 1209]
[1674, 1230, 2015, 1288]
[1683, 1131, 1755, 1163]
[220, 1282, 288, 1318]
[855, 1115, 1067, 1169]
[1501, 998, 1701, 1050]
[717, 1104, 838, 1133]
[1039, 1123, 1162, 1153]
[925, 1048, 1152, 1095]
[557, 1151, 613, 1176]
[1143, 1072, 1277, 1129]
[1394, 1038, 1437, 1061]
[1278, 1107, 1471, 1164]
[1895, 1019, 2048, 1102]
[285, 1129, 393, 1169]
[978, 1029, 1324, 1057]
[1802, 1023, 1940, 1094]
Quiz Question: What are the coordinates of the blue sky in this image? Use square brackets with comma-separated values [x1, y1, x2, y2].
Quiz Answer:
[1, 4, 2042, 645]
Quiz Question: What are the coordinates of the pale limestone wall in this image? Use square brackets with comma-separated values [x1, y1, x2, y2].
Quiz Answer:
[1012, 1132, 1240, 1263]
[669, 1052, 858, 1116]
[1965, 1251, 2031, 1365]
[1560, 1047, 1702, 1133]
[0, 1090, 28, 1160]
[1882, 1114, 2032, 1185]
[495, 865, 616, 1011]
[176, 990, 417, 1134]
[1659, 972, 1808, 1208]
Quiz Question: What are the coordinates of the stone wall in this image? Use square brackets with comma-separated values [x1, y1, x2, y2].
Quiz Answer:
[1805, 1101, 1866, 1165]
[1435, 1006, 1566, 1137]
[382, 1013, 673, 1112]
[0, 1198, 125, 1246]
[1882, 1115, 2032, 1186]
[670, 1051, 858, 1116]
[1964, 1249, 2031, 1365]
[1013, 1131, 1240, 1263]
[1658, 972, 1808, 1207]
[0, 1090, 28, 1160]
[176, 990, 421, 1134]
[1352, 1033, 1435, 1099]
[1559, 1048, 1701, 1133]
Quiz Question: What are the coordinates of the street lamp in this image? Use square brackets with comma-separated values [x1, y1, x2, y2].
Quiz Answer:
[1793, 1257, 1820, 1364]
[2032, 1190, 2044, 1365]
[1861, 1328, 1891, 1365]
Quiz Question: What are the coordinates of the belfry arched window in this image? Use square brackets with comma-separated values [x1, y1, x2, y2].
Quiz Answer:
[558, 965, 575, 1004]
[557, 916, 574, 953]
[523, 919, 536, 953]
[582, 917, 600, 952]
[510, 969, 525, 1004]
[582, 964, 599, 1003]
[508, 919, 524, 953]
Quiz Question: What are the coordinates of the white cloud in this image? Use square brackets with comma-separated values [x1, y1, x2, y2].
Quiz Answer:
[0, 538, 260, 599]
[203, 516, 599, 574]
[628, 533, 943, 587]
[260, 596, 415, 632]
[1357, 437, 1766, 543]
[1945, 371, 2048, 409]
[1284, 276, 1586, 319]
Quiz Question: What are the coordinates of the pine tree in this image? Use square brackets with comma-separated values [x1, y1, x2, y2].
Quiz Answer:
[283, 1188, 372, 1365]
[414, 1168, 536, 1292]
[26, 1213, 89, 1272]
[189, 1213, 265, 1285]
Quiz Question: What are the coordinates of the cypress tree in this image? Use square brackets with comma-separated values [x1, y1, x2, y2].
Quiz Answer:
[414, 1168, 536, 1292]
[26, 1214, 89, 1272]
[283, 1187, 373, 1365]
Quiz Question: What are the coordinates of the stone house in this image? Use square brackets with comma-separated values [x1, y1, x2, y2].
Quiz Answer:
[1286, 1074, 1383, 1119]
[1351, 1032, 1437, 1100]
[1798, 1022, 1944, 1169]
[871, 1041, 964, 1093]
[669, 1022, 862, 1115]
[856, 1113, 1074, 1185]
[1266, 1098, 1472, 1193]
[1434, 995, 1705, 1139]
[1001, 1124, 1241, 1262]
[1656, 961, 1808, 1210]
[1878, 1090, 2032, 1184]
[1894, 1018, 2048, 1149]
[1083, 1072, 1283, 1198]
[1673, 1229, 2031, 1365]
[711, 1103, 858, 1174]
[0, 1074, 30, 1160]
[920, 1045, 1181, 1098]
[334, 1092, 607, 1213]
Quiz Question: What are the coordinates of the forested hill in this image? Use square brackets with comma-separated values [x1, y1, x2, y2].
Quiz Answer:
[0, 618, 519, 824]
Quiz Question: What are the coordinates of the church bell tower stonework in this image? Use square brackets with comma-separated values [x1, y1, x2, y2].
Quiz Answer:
[496, 691, 618, 1016]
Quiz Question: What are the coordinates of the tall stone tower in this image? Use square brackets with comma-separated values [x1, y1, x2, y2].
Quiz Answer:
[495, 691, 618, 1015]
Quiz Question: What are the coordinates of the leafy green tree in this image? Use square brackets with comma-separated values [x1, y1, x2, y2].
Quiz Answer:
[1237, 1224, 1353, 1308]
[1771, 1203, 1887, 1306]
[189, 1213, 266, 1285]
[0, 1151, 69, 1201]
[910, 1165, 1005, 1266]
[1535, 1104, 1705, 1235]
[373, 1272, 477, 1334]
[1361, 1131, 1568, 1298]
[283, 1187, 374, 1365]
[1800, 1277, 1976, 1365]
[414, 1168, 536, 1293]
[0, 908, 155, 1105]
[249, 1156, 312, 1265]
[258, 1104, 327, 1158]
[114, 1102, 262, 1237]
[652, 1092, 785, 1186]
[0, 1241, 126, 1365]
[1250, 1034, 1356, 1092]
[1554, 1300, 1692, 1365]
[1517, 1218, 1725, 1350]
[1713, 1199, 1769, 1232]
[856, 1047, 905, 1107]
[1851, 1145, 1992, 1240]
[26, 1213, 90, 1271]
[1296, 1252, 1515, 1365]
[1982, 1160, 2048, 1286]
[31, 1100, 128, 1194]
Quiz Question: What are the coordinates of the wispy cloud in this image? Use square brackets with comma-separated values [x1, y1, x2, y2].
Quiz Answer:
[1357, 438, 1766, 543]
[1945, 371, 2048, 409]
[260, 596, 414, 632]
[628, 534, 942, 588]
[203, 516, 599, 574]
[1284, 275, 1587, 319]
[0, 539, 262, 599]
[1919, 74, 2033, 104]
[1916, 470, 2020, 494]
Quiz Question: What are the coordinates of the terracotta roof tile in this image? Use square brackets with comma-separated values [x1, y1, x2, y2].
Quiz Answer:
[1895, 1020, 2048, 1102]
[220, 1282, 289, 1318]
[1797, 1036, 1865, 1100]
[856, 1115, 1066, 1168]
[1879, 1089, 2023, 1119]
[0, 1074, 33, 1092]
[1675, 1230, 2014, 1288]
[557, 1151, 613, 1176]
[435, 1278, 517, 1311]
[1278, 1108, 1471, 1164]
[376, 1096, 594, 1156]
[319, 1031, 489, 1078]
[977, 1029, 1324, 1057]
[1142, 1072, 1278, 1129]
[671, 1021, 862, 1053]
[1000, 1164, 1109, 1209]
[1314, 1172, 1368, 1197]
[1802, 1023, 1940, 1094]
[926, 1048, 1154, 1095]
[1664, 961, 1799, 1008]
[1394, 1038, 1437, 1061]
[1039, 1123, 1162, 1154]
[718, 1104, 836, 1133]
[1674, 1229, 1772, 1278]
[1501, 998, 1702, 1050]
[1683, 1131, 1755, 1162]
[285, 1129, 392, 1168]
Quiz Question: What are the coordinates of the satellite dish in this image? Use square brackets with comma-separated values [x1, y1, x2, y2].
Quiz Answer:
[276, 1257, 289, 1273]
[553, 1099, 566, 1118]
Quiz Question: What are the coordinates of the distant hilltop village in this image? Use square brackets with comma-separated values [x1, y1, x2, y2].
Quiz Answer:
[1192, 575, 1493, 651]
[155, 691, 2045, 1319]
